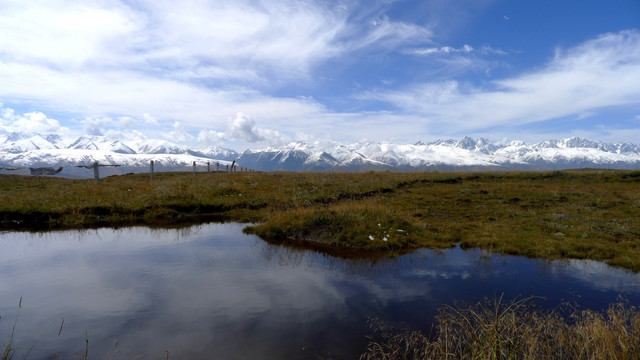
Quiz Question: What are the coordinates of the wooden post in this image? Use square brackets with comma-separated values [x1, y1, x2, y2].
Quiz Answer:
[207, 161, 210, 173]
[226, 164, 229, 173]
[216, 162, 219, 172]
[150, 160, 154, 180]
[93, 161, 100, 184]
[193, 161, 196, 176]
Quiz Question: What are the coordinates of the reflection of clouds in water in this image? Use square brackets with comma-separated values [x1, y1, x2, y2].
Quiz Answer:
[408, 269, 472, 280]
[0, 225, 209, 262]
[403, 246, 640, 295]
[544, 258, 640, 293]
[0, 224, 357, 358]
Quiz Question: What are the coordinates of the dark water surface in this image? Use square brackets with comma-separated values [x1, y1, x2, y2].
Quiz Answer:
[1, 223, 639, 359]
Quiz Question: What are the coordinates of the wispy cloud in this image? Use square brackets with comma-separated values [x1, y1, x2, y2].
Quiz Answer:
[360, 30, 640, 134]
[405, 44, 474, 56]
[0, 0, 432, 140]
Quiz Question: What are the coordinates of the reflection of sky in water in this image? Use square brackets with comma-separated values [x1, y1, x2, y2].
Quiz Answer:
[0, 224, 639, 359]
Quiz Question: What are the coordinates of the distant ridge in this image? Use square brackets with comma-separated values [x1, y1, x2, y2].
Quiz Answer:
[1, 132, 639, 177]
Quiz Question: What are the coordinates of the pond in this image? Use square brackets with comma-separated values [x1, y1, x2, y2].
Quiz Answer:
[1, 223, 639, 359]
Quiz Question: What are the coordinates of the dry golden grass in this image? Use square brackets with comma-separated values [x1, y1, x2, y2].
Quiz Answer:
[360, 296, 640, 360]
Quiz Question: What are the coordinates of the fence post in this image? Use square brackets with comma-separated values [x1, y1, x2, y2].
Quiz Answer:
[150, 160, 154, 180]
[93, 161, 100, 184]
[207, 161, 210, 173]
[216, 162, 219, 172]
[193, 161, 196, 176]
[226, 164, 229, 173]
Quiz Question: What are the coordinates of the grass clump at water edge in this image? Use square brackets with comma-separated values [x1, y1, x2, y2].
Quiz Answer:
[360, 295, 640, 360]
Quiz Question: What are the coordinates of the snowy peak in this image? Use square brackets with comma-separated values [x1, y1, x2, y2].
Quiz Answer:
[192, 146, 239, 161]
[68, 135, 136, 154]
[0, 135, 59, 154]
[559, 137, 600, 148]
[68, 136, 99, 150]
[532, 137, 640, 154]
[456, 136, 477, 150]
[129, 139, 188, 155]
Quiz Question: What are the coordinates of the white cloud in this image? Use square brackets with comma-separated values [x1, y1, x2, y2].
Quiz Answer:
[0, 62, 326, 130]
[227, 113, 286, 143]
[142, 114, 158, 125]
[83, 115, 152, 136]
[85, 117, 108, 135]
[198, 113, 289, 145]
[352, 15, 432, 51]
[162, 122, 194, 142]
[0, 0, 429, 82]
[0, 108, 69, 135]
[575, 112, 595, 120]
[406, 44, 474, 56]
[104, 129, 147, 142]
[0, 0, 141, 68]
[405, 44, 506, 58]
[197, 130, 226, 144]
[361, 30, 640, 134]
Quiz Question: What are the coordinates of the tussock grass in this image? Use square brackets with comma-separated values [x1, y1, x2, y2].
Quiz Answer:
[2, 170, 640, 270]
[360, 296, 640, 360]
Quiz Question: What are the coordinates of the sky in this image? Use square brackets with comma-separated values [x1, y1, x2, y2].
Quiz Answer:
[0, 0, 639, 150]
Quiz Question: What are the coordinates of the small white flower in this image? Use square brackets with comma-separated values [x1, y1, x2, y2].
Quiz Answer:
[369, 235, 375, 241]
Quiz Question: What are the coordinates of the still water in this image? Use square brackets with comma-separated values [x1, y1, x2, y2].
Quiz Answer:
[1, 223, 639, 359]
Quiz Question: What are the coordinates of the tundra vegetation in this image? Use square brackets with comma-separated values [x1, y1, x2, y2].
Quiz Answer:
[1, 170, 639, 271]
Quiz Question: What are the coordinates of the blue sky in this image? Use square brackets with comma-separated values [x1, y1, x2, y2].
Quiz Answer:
[0, 0, 639, 150]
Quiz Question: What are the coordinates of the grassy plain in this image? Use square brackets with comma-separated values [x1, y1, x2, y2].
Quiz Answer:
[1, 169, 639, 271]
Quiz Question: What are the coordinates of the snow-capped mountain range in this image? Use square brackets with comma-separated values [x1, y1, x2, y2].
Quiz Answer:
[1, 131, 640, 178]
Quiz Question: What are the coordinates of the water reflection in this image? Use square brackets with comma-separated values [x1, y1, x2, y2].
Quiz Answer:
[0, 223, 638, 359]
